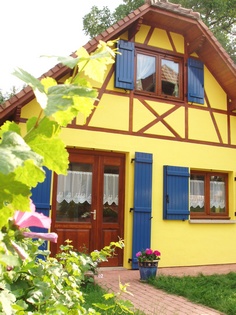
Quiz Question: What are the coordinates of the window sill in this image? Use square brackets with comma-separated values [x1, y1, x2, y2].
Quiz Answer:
[189, 219, 236, 224]
[134, 90, 184, 103]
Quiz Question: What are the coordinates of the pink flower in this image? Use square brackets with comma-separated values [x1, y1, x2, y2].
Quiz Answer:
[154, 250, 161, 256]
[136, 251, 142, 257]
[14, 199, 51, 229]
[23, 232, 58, 243]
[145, 248, 153, 255]
[13, 199, 58, 244]
[11, 240, 28, 260]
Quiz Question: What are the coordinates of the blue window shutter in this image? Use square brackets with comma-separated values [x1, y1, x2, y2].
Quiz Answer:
[188, 58, 204, 104]
[31, 168, 52, 254]
[132, 152, 153, 269]
[163, 166, 190, 220]
[115, 40, 135, 90]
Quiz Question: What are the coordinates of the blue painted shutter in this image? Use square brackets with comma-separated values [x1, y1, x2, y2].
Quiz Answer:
[163, 166, 190, 220]
[188, 58, 204, 104]
[115, 40, 135, 90]
[132, 152, 153, 269]
[31, 168, 52, 252]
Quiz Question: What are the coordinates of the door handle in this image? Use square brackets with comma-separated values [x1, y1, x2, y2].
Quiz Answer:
[90, 210, 96, 220]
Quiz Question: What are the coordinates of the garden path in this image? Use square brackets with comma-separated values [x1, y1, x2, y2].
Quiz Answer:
[96, 264, 236, 315]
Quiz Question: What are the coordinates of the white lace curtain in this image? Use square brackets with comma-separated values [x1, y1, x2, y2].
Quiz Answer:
[190, 180, 225, 208]
[57, 171, 119, 205]
[137, 54, 155, 80]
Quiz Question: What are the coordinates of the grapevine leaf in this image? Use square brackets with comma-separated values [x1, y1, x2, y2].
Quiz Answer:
[25, 117, 68, 174]
[0, 131, 43, 175]
[0, 173, 31, 228]
[45, 84, 97, 117]
[41, 54, 81, 69]
[28, 136, 68, 174]
[78, 40, 115, 82]
[13, 68, 44, 93]
[0, 206, 13, 229]
[53, 96, 95, 126]
[14, 160, 45, 188]
[25, 117, 61, 140]
[0, 121, 21, 138]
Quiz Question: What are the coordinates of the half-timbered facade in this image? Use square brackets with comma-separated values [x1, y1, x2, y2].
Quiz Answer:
[1, 0, 236, 269]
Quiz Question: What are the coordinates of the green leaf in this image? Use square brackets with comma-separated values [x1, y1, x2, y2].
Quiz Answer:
[81, 41, 116, 82]
[0, 206, 14, 229]
[25, 117, 69, 174]
[45, 84, 97, 117]
[0, 131, 43, 175]
[53, 96, 95, 127]
[103, 293, 115, 300]
[0, 121, 21, 139]
[14, 160, 45, 187]
[93, 303, 114, 310]
[0, 289, 16, 315]
[0, 173, 31, 212]
[0, 254, 21, 267]
[13, 68, 44, 93]
[42, 55, 81, 69]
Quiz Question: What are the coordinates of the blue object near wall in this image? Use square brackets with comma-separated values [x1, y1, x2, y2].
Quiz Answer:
[31, 167, 52, 255]
[188, 57, 204, 104]
[115, 40, 135, 90]
[163, 165, 190, 220]
[138, 261, 158, 281]
[132, 152, 153, 269]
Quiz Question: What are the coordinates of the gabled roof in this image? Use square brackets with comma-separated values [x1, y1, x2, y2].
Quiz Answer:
[1, 0, 236, 124]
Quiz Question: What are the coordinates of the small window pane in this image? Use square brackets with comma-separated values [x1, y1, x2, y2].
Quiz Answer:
[161, 59, 179, 97]
[56, 163, 92, 222]
[210, 176, 226, 213]
[136, 54, 156, 92]
[103, 165, 119, 223]
[190, 174, 205, 213]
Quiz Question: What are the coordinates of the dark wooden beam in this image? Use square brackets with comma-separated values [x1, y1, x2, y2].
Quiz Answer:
[187, 35, 206, 54]
[128, 17, 143, 40]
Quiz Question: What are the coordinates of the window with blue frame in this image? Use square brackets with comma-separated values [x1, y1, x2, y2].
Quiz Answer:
[115, 39, 204, 105]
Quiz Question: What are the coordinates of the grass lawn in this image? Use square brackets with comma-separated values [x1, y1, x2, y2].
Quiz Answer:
[148, 272, 236, 315]
[82, 283, 145, 314]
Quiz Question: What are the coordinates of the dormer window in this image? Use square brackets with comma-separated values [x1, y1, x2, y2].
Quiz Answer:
[135, 52, 183, 100]
[115, 40, 204, 105]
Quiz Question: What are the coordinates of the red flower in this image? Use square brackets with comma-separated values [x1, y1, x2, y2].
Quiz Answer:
[145, 248, 153, 255]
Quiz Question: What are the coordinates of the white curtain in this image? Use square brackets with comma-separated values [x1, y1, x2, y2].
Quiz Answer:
[57, 171, 119, 205]
[103, 174, 119, 205]
[137, 54, 155, 80]
[190, 179, 225, 209]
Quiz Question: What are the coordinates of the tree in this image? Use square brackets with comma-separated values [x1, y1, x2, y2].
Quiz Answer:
[83, 0, 145, 38]
[0, 86, 20, 104]
[82, 0, 236, 63]
[171, 0, 236, 63]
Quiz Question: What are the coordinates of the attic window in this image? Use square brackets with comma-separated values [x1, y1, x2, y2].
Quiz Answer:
[135, 52, 183, 100]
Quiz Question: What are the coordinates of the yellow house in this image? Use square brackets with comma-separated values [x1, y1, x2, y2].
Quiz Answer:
[1, 0, 236, 269]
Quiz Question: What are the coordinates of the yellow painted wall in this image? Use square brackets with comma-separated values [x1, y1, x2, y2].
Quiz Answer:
[18, 24, 236, 269]
[60, 128, 236, 268]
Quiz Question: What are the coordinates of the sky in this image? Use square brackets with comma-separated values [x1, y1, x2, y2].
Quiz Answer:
[0, 0, 123, 94]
